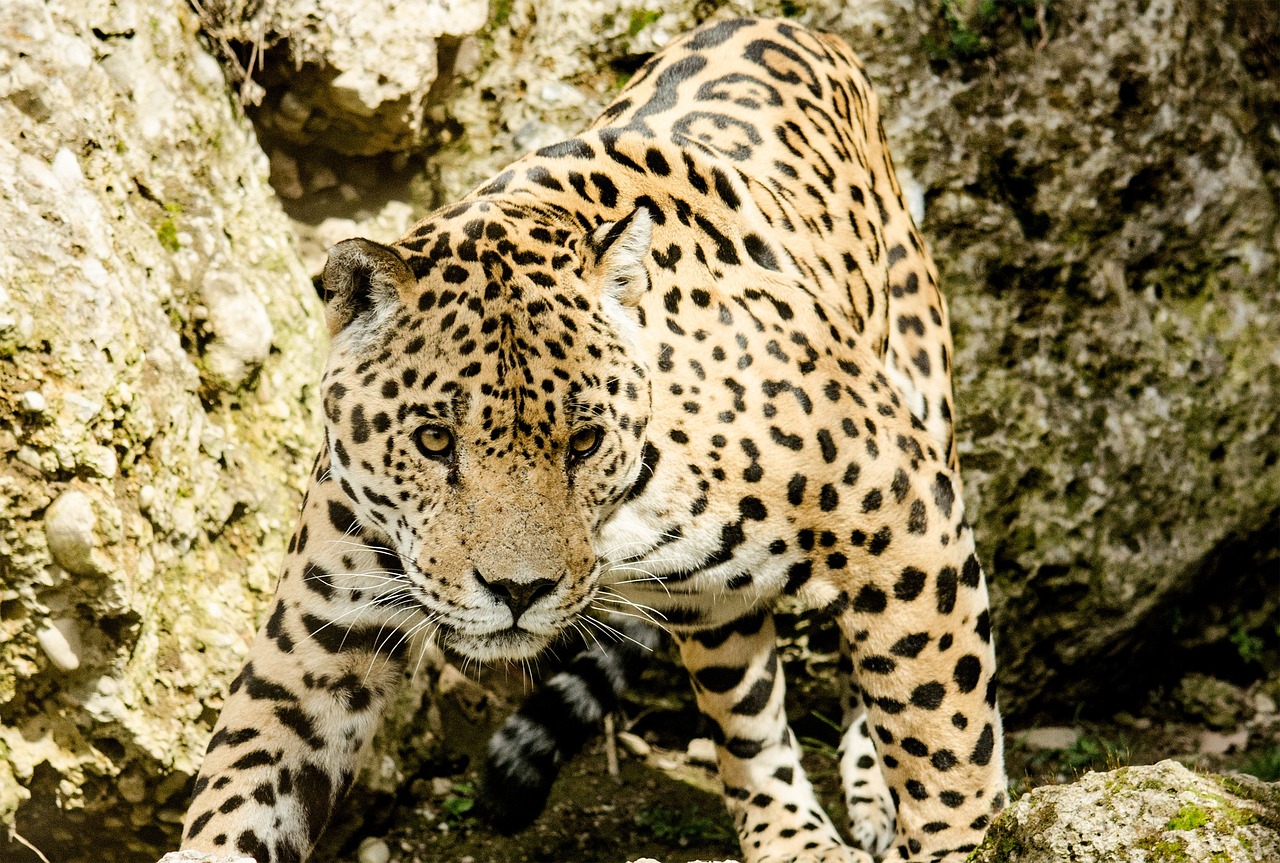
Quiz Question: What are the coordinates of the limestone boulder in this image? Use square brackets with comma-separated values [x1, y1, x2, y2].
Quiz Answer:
[0, 0, 327, 858]
[197, 0, 488, 156]
[971, 760, 1280, 862]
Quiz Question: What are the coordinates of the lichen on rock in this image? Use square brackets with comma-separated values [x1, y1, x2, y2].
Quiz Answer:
[971, 760, 1280, 862]
[0, 0, 326, 857]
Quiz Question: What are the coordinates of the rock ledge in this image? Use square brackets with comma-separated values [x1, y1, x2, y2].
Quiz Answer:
[972, 760, 1280, 862]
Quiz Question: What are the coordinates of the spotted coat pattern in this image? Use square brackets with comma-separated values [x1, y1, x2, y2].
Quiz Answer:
[180, 17, 1005, 863]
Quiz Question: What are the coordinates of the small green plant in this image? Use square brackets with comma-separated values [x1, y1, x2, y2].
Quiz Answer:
[1060, 733, 1129, 771]
[628, 8, 662, 39]
[635, 803, 734, 844]
[441, 781, 477, 824]
[798, 711, 843, 759]
[1229, 615, 1265, 664]
[1241, 746, 1280, 783]
[1025, 731, 1130, 775]
[925, 0, 1055, 62]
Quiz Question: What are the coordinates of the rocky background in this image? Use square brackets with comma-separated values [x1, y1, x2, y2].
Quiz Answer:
[0, 0, 1276, 862]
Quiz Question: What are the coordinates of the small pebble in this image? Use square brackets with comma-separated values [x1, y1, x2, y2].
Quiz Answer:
[357, 837, 390, 863]
[19, 390, 46, 412]
[44, 489, 103, 576]
[1015, 726, 1081, 751]
[118, 771, 147, 803]
[686, 737, 717, 766]
[36, 619, 80, 671]
[618, 730, 651, 757]
[1199, 727, 1248, 755]
[158, 853, 256, 863]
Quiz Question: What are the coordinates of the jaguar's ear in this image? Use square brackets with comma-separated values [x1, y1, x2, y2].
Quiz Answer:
[586, 207, 653, 308]
[320, 239, 416, 338]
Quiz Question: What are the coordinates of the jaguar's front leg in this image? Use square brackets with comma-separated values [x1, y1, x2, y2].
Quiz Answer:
[836, 638, 896, 858]
[180, 477, 414, 863]
[677, 610, 871, 863]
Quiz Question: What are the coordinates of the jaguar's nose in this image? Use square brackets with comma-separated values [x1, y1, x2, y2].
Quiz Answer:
[475, 570, 558, 622]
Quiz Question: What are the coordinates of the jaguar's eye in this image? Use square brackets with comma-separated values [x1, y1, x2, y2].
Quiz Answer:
[415, 425, 454, 460]
[567, 427, 603, 463]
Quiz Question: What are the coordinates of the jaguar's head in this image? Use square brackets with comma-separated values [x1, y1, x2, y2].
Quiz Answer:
[318, 199, 654, 661]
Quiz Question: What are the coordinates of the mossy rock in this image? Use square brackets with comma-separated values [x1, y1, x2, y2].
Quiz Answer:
[972, 760, 1280, 862]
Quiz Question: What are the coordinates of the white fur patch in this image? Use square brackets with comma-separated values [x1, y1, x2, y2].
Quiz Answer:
[546, 672, 603, 724]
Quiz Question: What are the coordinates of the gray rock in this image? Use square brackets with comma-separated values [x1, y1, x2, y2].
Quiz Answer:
[1014, 726, 1082, 752]
[1174, 673, 1253, 730]
[42, 488, 109, 577]
[158, 852, 257, 863]
[198, 0, 488, 155]
[0, 0, 331, 858]
[34, 619, 81, 672]
[971, 760, 1280, 862]
[199, 272, 276, 391]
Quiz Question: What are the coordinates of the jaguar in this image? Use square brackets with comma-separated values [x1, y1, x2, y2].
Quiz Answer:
[178, 16, 1006, 863]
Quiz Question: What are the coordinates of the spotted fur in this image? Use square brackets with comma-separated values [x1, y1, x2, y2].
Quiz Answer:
[180, 17, 1005, 863]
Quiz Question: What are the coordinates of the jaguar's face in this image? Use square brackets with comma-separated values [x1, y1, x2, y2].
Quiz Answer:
[318, 202, 654, 660]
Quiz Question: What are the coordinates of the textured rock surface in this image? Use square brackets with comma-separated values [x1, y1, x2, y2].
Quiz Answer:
[971, 760, 1280, 862]
[198, 0, 488, 156]
[0, 0, 328, 858]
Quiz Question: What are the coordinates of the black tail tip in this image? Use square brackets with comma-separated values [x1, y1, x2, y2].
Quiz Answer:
[476, 773, 551, 834]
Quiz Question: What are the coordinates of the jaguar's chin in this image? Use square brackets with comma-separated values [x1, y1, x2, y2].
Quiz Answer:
[440, 626, 556, 663]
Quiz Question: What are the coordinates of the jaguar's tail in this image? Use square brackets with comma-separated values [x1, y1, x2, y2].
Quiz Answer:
[477, 616, 661, 832]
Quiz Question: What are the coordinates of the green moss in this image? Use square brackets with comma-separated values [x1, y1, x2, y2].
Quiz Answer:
[972, 819, 1030, 862]
[634, 802, 734, 844]
[155, 219, 181, 252]
[926, 0, 1057, 62]
[491, 0, 511, 27]
[627, 9, 662, 38]
[1167, 803, 1208, 831]
[971, 799, 1057, 862]
[1139, 837, 1190, 862]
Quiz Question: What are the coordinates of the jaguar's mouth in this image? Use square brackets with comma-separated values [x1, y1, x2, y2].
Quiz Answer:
[434, 621, 558, 663]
